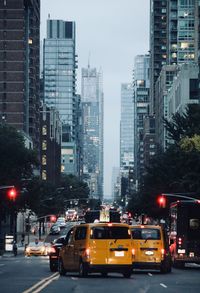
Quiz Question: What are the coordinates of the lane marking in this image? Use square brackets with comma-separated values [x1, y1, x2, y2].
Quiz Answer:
[148, 273, 153, 277]
[32, 275, 59, 293]
[71, 277, 78, 280]
[21, 272, 59, 293]
[160, 283, 167, 288]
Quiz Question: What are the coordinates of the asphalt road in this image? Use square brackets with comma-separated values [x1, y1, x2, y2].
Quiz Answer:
[0, 253, 200, 293]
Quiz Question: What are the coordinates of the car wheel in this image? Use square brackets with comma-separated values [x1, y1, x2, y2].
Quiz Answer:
[79, 261, 88, 277]
[50, 261, 57, 272]
[123, 269, 132, 278]
[58, 258, 66, 276]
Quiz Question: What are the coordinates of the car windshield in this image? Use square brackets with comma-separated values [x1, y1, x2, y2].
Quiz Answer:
[91, 226, 131, 239]
[131, 228, 161, 240]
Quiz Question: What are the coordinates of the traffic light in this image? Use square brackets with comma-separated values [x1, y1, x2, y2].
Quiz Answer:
[7, 188, 17, 201]
[157, 195, 166, 208]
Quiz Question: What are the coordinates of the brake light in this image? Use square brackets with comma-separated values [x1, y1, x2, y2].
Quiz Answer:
[132, 248, 135, 256]
[85, 248, 90, 258]
[161, 248, 165, 255]
[178, 238, 182, 245]
[50, 247, 56, 253]
[141, 225, 144, 228]
[108, 223, 113, 227]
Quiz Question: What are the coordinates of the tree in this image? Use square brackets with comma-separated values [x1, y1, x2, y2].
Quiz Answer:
[134, 104, 200, 217]
[0, 125, 38, 215]
[0, 125, 38, 186]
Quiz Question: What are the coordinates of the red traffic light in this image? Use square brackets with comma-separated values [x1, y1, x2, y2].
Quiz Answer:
[7, 188, 17, 201]
[50, 215, 56, 222]
[157, 195, 166, 208]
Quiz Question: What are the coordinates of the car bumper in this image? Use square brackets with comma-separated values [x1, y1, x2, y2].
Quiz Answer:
[87, 263, 132, 273]
[133, 262, 161, 269]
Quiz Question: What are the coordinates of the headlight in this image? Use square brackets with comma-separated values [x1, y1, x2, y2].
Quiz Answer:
[26, 247, 30, 253]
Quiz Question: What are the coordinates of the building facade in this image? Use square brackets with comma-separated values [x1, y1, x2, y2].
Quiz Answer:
[81, 65, 104, 200]
[133, 55, 150, 184]
[0, 0, 40, 150]
[43, 19, 81, 176]
[150, 0, 167, 114]
[40, 103, 61, 185]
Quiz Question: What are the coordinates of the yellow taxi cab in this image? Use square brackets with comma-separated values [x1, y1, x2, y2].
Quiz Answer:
[130, 224, 171, 273]
[59, 222, 134, 278]
[25, 239, 48, 257]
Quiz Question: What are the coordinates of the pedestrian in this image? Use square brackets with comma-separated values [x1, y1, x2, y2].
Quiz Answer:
[13, 241, 18, 256]
[21, 233, 25, 246]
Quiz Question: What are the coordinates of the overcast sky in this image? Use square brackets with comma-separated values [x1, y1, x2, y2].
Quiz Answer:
[41, 0, 150, 197]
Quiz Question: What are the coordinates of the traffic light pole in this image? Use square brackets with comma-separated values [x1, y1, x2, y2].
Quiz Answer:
[161, 193, 200, 201]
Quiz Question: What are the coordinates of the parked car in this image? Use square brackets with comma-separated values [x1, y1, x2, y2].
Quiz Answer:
[49, 236, 66, 271]
[25, 239, 48, 257]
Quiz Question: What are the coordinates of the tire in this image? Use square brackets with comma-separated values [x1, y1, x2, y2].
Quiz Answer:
[79, 261, 88, 277]
[123, 269, 132, 278]
[50, 261, 57, 272]
[58, 259, 66, 276]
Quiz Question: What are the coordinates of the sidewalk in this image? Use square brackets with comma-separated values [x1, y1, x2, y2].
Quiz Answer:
[0, 232, 48, 258]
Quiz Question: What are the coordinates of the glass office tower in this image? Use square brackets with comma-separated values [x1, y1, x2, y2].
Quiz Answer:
[81, 65, 104, 200]
[43, 19, 80, 175]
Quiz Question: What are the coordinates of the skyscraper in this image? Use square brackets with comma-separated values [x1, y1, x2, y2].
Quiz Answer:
[0, 0, 40, 150]
[43, 19, 80, 176]
[81, 65, 104, 200]
[120, 83, 134, 203]
[150, 0, 167, 114]
[133, 55, 150, 183]
[154, 0, 200, 149]
[120, 83, 134, 170]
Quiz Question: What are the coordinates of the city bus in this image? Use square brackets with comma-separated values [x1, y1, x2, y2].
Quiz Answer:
[169, 200, 200, 268]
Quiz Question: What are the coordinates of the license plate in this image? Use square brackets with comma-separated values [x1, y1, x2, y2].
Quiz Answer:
[115, 251, 124, 257]
[145, 251, 154, 256]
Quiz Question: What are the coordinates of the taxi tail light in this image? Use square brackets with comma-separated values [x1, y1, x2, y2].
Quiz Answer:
[161, 248, 165, 256]
[50, 247, 56, 253]
[85, 248, 90, 258]
[132, 248, 135, 256]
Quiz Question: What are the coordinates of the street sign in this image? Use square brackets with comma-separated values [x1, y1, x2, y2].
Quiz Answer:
[5, 235, 14, 251]
[100, 210, 110, 222]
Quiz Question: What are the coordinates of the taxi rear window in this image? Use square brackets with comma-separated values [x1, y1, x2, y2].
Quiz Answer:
[131, 228, 161, 240]
[91, 226, 131, 239]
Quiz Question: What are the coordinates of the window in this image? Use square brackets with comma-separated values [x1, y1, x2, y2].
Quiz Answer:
[131, 228, 161, 240]
[75, 227, 87, 240]
[42, 170, 47, 180]
[42, 140, 47, 150]
[42, 125, 47, 135]
[91, 226, 131, 239]
[42, 155, 47, 165]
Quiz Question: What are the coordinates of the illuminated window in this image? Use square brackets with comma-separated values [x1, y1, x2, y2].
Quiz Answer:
[42, 140, 47, 150]
[42, 170, 47, 180]
[42, 155, 47, 165]
[180, 42, 189, 49]
[42, 125, 47, 135]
